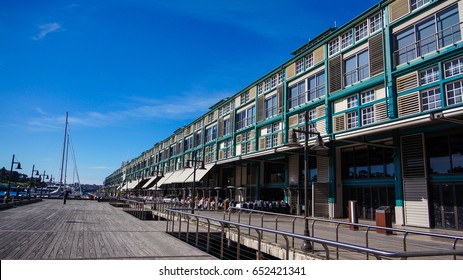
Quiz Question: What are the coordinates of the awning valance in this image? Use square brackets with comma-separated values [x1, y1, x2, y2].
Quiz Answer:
[184, 164, 215, 183]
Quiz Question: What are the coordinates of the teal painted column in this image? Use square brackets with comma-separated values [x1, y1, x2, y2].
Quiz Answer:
[255, 162, 261, 200]
[393, 134, 403, 207]
[328, 148, 336, 205]
[383, 5, 397, 119]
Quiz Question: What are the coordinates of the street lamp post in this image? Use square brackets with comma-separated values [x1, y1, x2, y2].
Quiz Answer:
[39, 171, 49, 198]
[4, 154, 22, 203]
[28, 165, 39, 199]
[186, 151, 206, 214]
[289, 110, 328, 251]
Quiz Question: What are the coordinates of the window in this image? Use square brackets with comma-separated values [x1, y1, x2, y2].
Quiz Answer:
[421, 87, 442, 111]
[410, 0, 430, 12]
[341, 31, 353, 49]
[308, 109, 317, 121]
[344, 50, 369, 86]
[288, 81, 306, 109]
[329, 39, 339, 56]
[235, 106, 255, 130]
[257, 84, 263, 95]
[195, 131, 202, 146]
[184, 137, 193, 151]
[370, 13, 382, 33]
[362, 106, 375, 125]
[361, 90, 375, 104]
[347, 111, 358, 129]
[240, 91, 250, 104]
[341, 145, 395, 179]
[355, 21, 368, 41]
[394, 5, 461, 66]
[205, 125, 217, 143]
[261, 122, 282, 149]
[446, 80, 463, 105]
[195, 120, 203, 130]
[261, 72, 283, 94]
[347, 95, 358, 108]
[444, 57, 463, 77]
[419, 67, 439, 85]
[296, 54, 314, 74]
[224, 139, 233, 159]
[264, 95, 277, 118]
[296, 59, 304, 73]
[308, 71, 326, 100]
[427, 132, 463, 175]
[239, 131, 253, 154]
[305, 54, 314, 70]
[223, 118, 231, 136]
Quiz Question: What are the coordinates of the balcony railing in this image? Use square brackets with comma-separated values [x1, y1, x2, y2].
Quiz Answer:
[344, 64, 369, 86]
[394, 22, 462, 67]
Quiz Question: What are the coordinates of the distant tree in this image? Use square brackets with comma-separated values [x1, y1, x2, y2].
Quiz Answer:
[0, 167, 6, 182]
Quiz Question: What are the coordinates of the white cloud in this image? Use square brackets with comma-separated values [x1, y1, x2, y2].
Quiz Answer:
[27, 89, 231, 132]
[32, 22, 63, 40]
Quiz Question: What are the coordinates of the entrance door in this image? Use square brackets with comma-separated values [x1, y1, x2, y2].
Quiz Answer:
[431, 184, 463, 230]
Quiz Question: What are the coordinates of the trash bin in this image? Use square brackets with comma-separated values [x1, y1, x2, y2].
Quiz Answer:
[375, 206, 392, 235]
[348, 200, 359, 230]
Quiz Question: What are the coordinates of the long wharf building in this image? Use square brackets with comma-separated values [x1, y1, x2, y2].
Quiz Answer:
[105, 0, 463, 231]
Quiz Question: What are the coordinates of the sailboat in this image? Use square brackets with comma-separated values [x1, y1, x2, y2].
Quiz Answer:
[49, 112, 82, 198]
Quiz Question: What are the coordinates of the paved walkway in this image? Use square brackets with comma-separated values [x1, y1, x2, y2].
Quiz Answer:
[0, 199, 216, 260]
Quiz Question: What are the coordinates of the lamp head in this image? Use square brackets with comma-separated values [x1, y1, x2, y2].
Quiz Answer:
[199, 162, 206, 170]
[16, 162, 22, 170]
[310, 135, 329, 150]
[287, 129, 302, 147]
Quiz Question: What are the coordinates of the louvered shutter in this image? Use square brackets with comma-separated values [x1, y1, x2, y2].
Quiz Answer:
[389, 0, 410, 22]
[369, 32, 384, 76]
[329, 55, 342, 93]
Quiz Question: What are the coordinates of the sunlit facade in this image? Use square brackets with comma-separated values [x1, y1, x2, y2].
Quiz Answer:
[105, 0, 463, 231]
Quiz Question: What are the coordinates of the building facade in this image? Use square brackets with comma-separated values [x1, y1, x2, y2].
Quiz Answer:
[104, 0, 463, 231]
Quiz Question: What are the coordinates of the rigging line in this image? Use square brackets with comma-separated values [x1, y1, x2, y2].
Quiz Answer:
[68, 131, 81, 185]
[67, 125, 82, 196]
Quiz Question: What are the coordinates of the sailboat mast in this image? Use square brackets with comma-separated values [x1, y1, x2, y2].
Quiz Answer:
[64, 134, 69, 189]
[59, 112, 68, 189]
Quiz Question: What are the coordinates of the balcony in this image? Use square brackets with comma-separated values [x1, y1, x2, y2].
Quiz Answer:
[394, 22, 462, 67]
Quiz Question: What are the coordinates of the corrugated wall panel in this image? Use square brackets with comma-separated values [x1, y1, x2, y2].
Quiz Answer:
[314, 182, 329, 217]
[401, 134, 430, 228]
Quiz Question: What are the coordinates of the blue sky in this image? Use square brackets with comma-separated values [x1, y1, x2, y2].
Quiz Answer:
[0, 0, 379, 184]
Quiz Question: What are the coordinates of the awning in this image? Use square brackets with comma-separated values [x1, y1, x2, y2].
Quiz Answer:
[152, 172, 174, 189]
[126, 180, 139, 190]
[161, 170, 183, 185]
[133, 178, 149, 190]
[174, 169, 194, 183]
[184, 163, 215, 183]
[141, 176, 159, 189]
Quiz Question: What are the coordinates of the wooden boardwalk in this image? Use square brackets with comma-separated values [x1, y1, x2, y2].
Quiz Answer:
[0, 199, 216, 260]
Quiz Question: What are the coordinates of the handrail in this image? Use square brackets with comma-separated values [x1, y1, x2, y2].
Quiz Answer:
[165, 208, 463, 260]
[227, 206, 463, 259]
[118, 200, 463, 259]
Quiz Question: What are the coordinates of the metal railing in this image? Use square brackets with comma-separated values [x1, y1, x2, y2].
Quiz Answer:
[225, 207, 463, 260]
[115, 199, 463, 260]
[165, 208, 463, 260]
[393, 22, 462, 67]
